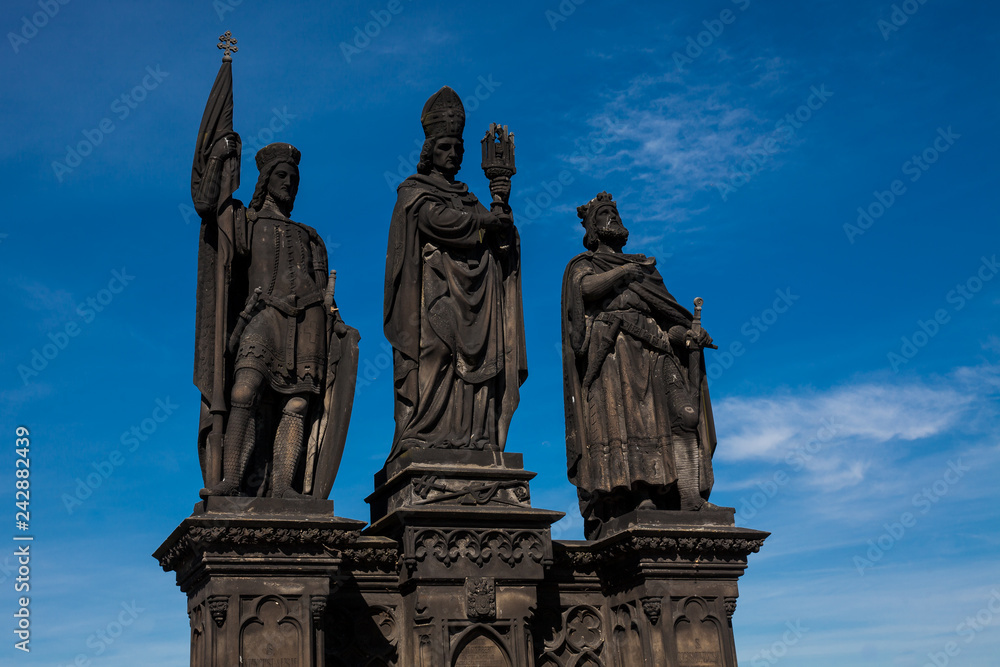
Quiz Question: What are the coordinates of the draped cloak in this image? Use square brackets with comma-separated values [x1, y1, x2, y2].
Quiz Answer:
[384, 172, 527, 459]
[561, 251, 716, 507]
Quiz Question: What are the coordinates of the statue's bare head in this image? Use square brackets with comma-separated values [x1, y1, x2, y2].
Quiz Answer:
[578, 192, 628, 252]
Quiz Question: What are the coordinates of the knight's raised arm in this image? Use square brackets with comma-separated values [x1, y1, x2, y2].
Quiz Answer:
[192, 133, 241, 218]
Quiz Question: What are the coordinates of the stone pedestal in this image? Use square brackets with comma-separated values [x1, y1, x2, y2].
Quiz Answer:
[154, 497, 365, 667]
[542, 509, 768, 666]
[365, 449, 564, 666]
[156, 472, 767, 666]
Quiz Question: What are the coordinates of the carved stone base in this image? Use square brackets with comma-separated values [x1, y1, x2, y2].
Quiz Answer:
[542, 509, 769, 667]
[365, 450, 564, 666]
[153, 498, 365, 667]
[368, 449, 537, 521]
[156, 486, 767, 666]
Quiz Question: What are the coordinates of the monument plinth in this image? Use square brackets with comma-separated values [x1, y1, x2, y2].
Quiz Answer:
[545, 513, 768, 666]
[154, 498, 365, 667]
[364, 448, 564, 666]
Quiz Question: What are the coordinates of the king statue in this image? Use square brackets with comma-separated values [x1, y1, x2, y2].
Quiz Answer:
[190, 37, 359, 500]
[383, 86, 527, 459]
[561, 192, 719, 538]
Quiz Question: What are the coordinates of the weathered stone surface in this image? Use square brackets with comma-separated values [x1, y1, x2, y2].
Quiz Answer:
[383, 86, 525, 461]
[191, 38, 358, 502]
[562, 191, 722, 538]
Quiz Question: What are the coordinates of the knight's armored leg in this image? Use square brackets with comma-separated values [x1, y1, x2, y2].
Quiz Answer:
[271, 396, 308, 499]
[200, 369, 262, 498]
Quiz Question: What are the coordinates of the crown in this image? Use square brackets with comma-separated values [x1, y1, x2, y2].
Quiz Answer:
[255, 143, 301, 171]
[421, 86, 465, 139]
[577, 191, 617, 225]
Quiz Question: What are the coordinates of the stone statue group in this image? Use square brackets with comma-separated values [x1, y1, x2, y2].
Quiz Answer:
[190, 48, 719, 539]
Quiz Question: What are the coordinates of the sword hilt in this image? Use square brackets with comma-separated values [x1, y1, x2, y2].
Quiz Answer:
[692, 297, 704, 334]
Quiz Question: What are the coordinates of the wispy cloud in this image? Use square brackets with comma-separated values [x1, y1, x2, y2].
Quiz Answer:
[713, 363, 998, 494]
[717, 374, 979, 462]
[566, 57, 790, 223]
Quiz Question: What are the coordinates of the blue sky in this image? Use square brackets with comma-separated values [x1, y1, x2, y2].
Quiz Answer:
[1, 0, 998, 664]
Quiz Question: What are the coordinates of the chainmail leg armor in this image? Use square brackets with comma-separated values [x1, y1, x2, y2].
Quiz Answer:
[211, 400, 256, 495]
[271, 405, 305, 498]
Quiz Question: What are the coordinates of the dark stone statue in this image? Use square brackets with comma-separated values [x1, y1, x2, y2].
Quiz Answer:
[383, 86, 527, 458]
[190, 44, 359, 499]
[561, 192, 719, 538]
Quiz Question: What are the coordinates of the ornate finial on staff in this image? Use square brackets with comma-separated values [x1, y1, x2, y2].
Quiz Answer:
[217, 31, 238, 62]
[481, 123, 516, 203]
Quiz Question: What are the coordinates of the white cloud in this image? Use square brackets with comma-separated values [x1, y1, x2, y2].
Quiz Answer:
[711, 364, 999, 495]
[565, 57, 790, 223]
[716, 376, 976, 463]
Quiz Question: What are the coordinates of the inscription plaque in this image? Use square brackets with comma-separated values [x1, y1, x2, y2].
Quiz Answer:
[675, 598, 723, 667]
[453, 633, 510, 667]
[242, 598, 301, 667]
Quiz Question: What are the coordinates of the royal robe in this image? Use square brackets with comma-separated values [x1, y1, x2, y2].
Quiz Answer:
[561, 251, 716, 525]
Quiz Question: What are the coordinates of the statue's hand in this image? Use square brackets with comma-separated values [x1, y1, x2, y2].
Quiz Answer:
[333, 319, 349, 336]
[685, 328, 716, 351]
[210, 134, 239, 160]
[489, 176, 511, 204]
[482, 210, 512, 232]
[621, 263, 645, 283]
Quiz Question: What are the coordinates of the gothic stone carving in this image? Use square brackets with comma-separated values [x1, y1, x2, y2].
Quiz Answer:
[411, 529, 546, 569]
[466, 577, 497, 622]
[156, 526, 359, 572]
[207, 594, 229, 628]
[724, 596, 737, 620]
[641, 596, 662, 625]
